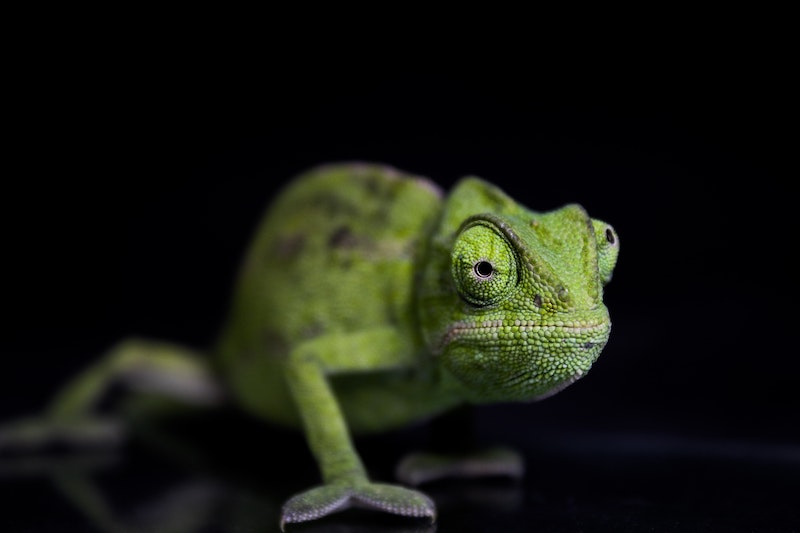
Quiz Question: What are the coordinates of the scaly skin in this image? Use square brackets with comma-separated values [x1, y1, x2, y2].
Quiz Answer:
[0, 163, 619, 530]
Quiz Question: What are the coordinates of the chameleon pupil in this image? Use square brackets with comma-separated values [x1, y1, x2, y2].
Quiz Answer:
[474, 261, 494, 278]
[605, 227, 615, 244]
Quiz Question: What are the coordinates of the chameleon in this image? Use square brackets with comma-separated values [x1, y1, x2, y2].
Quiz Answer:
[0, 163, 619, 529]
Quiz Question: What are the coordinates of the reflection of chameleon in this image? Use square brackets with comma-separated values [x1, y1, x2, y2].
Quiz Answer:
[0, 163, 619, 529]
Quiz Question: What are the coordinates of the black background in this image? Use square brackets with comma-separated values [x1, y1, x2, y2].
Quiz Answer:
[2, 26, 797, 532]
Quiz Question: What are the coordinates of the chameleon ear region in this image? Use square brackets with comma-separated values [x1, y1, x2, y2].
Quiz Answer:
[451, 220, 519, 307]
[593, 220, 619, 285]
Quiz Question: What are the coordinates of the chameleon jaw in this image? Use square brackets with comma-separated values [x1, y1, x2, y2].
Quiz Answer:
[434, 316, 610, 402]
[437, 318, 610, 354]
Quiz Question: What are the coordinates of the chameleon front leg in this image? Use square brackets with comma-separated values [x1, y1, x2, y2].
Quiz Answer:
[0, 338, 224, 451]
[279, 329, 436, 529]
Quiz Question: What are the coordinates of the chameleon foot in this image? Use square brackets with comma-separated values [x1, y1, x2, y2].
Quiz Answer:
[280, 482, 436, 530]
[396, 446, 525, 486]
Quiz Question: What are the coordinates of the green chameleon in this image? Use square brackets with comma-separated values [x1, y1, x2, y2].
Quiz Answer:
[0, 163, 619, 529]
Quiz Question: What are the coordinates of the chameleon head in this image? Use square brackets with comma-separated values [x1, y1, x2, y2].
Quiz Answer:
[418, 178, 619, 403]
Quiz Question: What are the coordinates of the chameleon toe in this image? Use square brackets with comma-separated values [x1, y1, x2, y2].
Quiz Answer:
[280, 484, 353, 528]
[351, 483, 436, 519]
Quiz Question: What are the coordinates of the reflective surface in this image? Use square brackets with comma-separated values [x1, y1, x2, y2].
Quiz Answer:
[2, 409, 798, 533]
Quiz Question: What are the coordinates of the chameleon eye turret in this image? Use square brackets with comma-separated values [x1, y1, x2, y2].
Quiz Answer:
[593, 220, 620, 284]
[451, 217, 520, 307]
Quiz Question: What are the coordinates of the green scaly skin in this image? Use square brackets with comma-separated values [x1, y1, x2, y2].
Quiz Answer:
[0, 163, 619, 530]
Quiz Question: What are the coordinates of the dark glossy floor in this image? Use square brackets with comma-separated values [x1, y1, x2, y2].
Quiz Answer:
[2, 408, 798, 533]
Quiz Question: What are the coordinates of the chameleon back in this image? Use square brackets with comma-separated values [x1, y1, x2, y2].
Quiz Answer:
[214, 164, 443, 426]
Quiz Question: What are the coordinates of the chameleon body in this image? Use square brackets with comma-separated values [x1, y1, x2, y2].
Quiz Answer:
[0, 163, 619, 529]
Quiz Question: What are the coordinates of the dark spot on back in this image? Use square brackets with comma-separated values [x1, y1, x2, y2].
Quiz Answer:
[329, 226, 360, 249]
[308, 193, 359, 219]
[275, 233, 306, 260]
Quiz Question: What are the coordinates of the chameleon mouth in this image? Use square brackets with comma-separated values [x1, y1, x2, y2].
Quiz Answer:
[438, 318, 610, 353]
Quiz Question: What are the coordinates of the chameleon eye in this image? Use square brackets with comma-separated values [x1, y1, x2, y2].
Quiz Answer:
[452, 221, 518, 306]
[593, 220, 619, 285]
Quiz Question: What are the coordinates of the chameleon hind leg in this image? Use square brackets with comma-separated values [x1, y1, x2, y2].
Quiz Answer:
[0, 338, 225, 451]
[396, 447, 524, 486]
[279, 327, 436, 530]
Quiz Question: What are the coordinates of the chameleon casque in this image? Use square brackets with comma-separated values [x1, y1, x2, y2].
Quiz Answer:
[0, 163, 619, 529]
